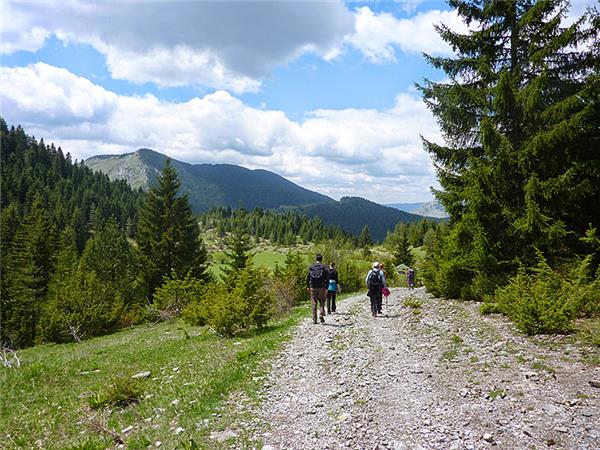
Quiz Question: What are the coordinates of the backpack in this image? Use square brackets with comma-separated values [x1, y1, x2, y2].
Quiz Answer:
[367, 270, 381, 291]
[309, 264, 326, 286]
[407, 268, 415, 279]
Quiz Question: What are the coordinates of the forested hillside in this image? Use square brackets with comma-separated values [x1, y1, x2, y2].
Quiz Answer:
[199, 207, 356, 247]
[286, 197, 427, 242]
[86, 148, 332, 212]
[419, 0, 600, 333]
[0, 119, 144, 347]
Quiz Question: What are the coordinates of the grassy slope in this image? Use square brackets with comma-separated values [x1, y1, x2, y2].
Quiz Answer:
[0, 310, 307, 449]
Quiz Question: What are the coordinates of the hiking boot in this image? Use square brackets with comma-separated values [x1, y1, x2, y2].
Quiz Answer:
[313, 318, 318, 324]
[320, 316, 325, 324]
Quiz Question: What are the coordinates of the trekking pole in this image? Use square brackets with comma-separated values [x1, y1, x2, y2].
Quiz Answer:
[385, 293, 388, 317]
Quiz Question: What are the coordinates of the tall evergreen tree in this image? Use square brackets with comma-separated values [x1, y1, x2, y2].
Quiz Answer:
[221, 226, 254, 283]
[2, 199, 57, 346]
[358, 225, 373, 248]
[136, 159, 208, 296]
[81, 216, 137, 304]
[393, 235, 415, 267]
[418, 0, 600, 298]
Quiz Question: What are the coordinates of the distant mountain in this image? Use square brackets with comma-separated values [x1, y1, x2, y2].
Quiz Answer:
[85, 148, 332, 212]
[386, 201, 448, 219]
[284, 197, 426, 242]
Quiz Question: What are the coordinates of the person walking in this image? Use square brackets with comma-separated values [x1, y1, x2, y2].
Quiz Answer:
[365, 262, 385, 316]
[307, 254, 329, 324]
[407, 266, 415, 290]
[326, 261, 339, 314]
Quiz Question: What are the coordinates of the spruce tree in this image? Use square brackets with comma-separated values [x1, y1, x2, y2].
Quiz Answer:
[418, 0, 600, 297]
[81, 216, 137, 304]
[358, 225, 373, 248]
[3, 199, 57, 346]
[221, 226, 254, 283]
[393, 235, 414, 267]
[137, 159, 209, 296]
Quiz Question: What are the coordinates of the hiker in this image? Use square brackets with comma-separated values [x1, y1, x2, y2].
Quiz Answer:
[326, 261, 339, 314]
[365, 262, 386, 316]
[407, 267, 415, 290]
[307, 254, 329, 324]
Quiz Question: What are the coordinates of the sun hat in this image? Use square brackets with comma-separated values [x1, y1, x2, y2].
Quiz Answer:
[372, 261, 379, 269]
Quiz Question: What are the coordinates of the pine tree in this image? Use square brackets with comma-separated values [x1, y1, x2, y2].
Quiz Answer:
[136, 159, 208, 296]
[81, 216, 137, 304]
[393, 234, 414, 267]
[221, 226, 254, 283]
[418, 0, 600, 298]
[358, 225, 373, 248]
[3, 199, 57, 347]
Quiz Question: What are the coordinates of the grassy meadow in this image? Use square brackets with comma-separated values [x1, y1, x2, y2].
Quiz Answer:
[0, 309, 307, 449]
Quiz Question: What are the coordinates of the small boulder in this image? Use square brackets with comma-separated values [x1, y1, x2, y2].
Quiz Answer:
[131, 371, 151, 379]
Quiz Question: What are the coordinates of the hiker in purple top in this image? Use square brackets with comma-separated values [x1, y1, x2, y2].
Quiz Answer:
[407, 267, 415, 289]
[307, 254, 329, 324]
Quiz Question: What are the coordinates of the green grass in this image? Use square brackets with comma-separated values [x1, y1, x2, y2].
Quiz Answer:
[403, 297, 422, 309]
[208, 250, 309, 278]
[0, 307, 307, 449]
[488, 388, 506, 400]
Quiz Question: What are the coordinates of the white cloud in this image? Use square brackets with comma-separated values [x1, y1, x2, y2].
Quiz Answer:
[2, 0, 354, 94]
[0, 63, 438, 202]
[347, 6, 469, 62]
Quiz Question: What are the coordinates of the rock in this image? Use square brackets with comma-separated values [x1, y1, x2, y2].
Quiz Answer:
[262, 446, 274, 450]
[542, 403, 562, 416]
[131, 371, 151, 379]
[121, 425, 134, 434]
[483, 433, 494, 443]
[589, 380, 600, 388]
[174, 427, 185, 435]
[210, 430, 237, 442]
[555, 427, 568, 433]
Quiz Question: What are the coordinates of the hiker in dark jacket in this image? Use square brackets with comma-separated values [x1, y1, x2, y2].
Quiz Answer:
[326, 261, 339, 314]
[307, 254, 329, 324]
[365, 262, 385, 316]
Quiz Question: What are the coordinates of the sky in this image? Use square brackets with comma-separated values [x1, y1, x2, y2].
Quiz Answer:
[0, 0, 595, 203]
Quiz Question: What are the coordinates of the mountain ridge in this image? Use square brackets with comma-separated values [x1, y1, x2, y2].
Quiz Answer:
[85, 148, 332, 212]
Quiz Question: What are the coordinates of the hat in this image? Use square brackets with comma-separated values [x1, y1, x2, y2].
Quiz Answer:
[372, 261, 379, 269]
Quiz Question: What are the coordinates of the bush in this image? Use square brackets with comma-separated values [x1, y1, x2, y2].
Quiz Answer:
[493, 257, 576, 335]
[38, 268, 125, 343]
[338, 260, 363, 293]
[88, 376, 143, 409]
[184, 264, 274, 336]
[153, 270, 205, 317]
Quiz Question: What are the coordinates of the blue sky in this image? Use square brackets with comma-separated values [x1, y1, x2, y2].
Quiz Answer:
[0, 0, 594, 203]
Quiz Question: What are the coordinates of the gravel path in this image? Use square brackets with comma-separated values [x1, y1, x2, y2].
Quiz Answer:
[229, 287, 600, 449]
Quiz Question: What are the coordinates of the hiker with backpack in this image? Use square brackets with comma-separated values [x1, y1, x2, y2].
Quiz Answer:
[307, 254, 329, 324]
[407, 267, 415, 290]
[326, 261, 339, 314]
[365, 262, 386, 316]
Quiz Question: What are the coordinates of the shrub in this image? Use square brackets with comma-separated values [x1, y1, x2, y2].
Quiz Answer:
[338, 260, 363, 293]
[153, 270, 205, 317]
[38, 268, 125, 343]
[88, 376, 143, 409]
[186, 264, 274, 336]
[494, 258, 576, 335]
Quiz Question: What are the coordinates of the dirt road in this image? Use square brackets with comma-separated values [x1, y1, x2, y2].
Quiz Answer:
[232, 287, 599, 449]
